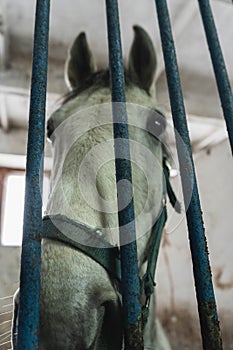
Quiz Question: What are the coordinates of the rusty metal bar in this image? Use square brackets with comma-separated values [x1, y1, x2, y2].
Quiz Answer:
[154, 0, 222, 349]
[105, 0, 143, 349]
[16, 0, 50, 349]
[198, 0, 233, 155]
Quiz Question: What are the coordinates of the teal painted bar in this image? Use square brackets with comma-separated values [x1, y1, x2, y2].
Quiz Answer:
[16, 0, 50, 349]
[197, 0, 233, 155]
[105, 0, 143, 348]
[154, 0, 222, 348]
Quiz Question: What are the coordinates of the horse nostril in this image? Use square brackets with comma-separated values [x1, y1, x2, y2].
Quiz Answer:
[47, 119, 55, 139]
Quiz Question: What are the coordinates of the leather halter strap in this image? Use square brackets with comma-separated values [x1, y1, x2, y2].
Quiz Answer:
[42, 157, 180, 328]
[42, 214, 121, 281]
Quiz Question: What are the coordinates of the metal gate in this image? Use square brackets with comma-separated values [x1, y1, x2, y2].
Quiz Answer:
[16, 0, 233, 349]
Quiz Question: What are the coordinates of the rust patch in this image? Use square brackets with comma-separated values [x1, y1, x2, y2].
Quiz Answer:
[124, 319, 144, 350]
[158, 307, 233, 350]
[198, 301, 222, 349]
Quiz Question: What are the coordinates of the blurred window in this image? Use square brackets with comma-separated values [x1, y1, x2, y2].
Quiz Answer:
[0, 168, 49, 246]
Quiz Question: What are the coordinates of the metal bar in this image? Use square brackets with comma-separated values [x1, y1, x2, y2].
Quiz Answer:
[105, 1, 143, 349]
[197, 0, 233, 154]
[154, 1, 222, 349]
[16, 0, 50, 349]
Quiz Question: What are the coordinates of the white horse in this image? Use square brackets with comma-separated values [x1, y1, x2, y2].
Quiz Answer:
[13, 26, 172, 350]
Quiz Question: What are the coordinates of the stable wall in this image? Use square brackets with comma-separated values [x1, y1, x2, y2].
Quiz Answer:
[157, 138, 233, 349]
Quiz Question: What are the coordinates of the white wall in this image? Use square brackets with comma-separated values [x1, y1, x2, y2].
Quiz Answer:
[156, 139, 233, 348]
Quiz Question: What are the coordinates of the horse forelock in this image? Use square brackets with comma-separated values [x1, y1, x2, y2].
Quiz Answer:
[61, 69, 145, 106]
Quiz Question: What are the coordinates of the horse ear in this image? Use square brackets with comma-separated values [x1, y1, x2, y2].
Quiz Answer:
[128, 26, 157, 94]
[65, 32, 96, 90]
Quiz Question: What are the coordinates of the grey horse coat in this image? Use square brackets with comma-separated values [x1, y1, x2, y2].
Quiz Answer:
[13, 26, 171, 350]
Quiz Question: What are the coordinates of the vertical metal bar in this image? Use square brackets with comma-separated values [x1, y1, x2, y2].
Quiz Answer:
[16, 0, 50, 349]
[154, 1, 222, 349]
[197, 0, 233, 154]
[105, 1, 143, 349]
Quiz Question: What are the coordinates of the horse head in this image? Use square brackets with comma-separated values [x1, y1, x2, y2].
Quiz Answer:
[13, 26, 171, 350]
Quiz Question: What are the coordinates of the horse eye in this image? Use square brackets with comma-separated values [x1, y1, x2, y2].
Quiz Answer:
[47, 118, 55, 140]
[146, 110, 166, 138]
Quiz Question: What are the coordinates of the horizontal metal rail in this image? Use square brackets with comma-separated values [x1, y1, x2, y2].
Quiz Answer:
[154, 0, 222, 349]
[16, 0, 50, 349]
[105, 0, 143, 349]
